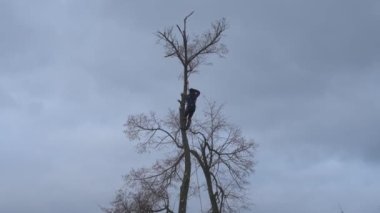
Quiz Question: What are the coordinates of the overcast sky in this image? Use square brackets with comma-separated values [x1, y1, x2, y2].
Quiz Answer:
[1, 0, 379, 212]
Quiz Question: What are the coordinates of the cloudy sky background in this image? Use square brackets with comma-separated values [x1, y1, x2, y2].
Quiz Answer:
[1, 0, 379, 212]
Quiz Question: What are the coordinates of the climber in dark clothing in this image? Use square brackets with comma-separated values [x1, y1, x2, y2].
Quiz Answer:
[184, 88, 200, 129]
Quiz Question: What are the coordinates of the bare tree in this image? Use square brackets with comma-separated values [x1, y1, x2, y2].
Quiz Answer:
[156, 12, 227, 213]
[105, 13, 254, 213]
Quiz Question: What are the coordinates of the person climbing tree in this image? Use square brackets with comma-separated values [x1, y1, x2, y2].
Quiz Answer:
[185, 88, 200, 129]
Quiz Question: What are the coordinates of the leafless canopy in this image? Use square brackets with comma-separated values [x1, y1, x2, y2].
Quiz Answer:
[104, 101, 255, 213]
[157, 11, 228, 74]
[189, 102, 255, 212]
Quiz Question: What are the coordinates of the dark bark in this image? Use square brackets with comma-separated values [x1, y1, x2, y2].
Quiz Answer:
[178, 72, 191, 213]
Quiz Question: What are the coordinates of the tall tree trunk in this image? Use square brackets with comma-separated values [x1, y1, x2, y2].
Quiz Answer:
[190, 149, 220, 213]
[203, 167, 219, 213]
[178, 70, 191, 213]
[178, 134, 191, 213]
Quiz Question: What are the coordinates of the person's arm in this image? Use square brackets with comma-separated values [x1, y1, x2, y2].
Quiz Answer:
[190, 88, 200, 97]
[194, 89, 200, 98]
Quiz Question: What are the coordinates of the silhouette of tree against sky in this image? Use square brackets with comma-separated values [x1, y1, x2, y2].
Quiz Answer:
[104, 12, 255, 213]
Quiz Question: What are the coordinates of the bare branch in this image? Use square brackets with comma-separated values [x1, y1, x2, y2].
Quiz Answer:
[128, 152, 184, 183]
[157, 29, 185, 65]
[157, 14, 227, 77]
[125, 112, 182, 152]
[188, 18, 228, 63]
[188, 101, 255, 212]
[184, 11, 194, 23]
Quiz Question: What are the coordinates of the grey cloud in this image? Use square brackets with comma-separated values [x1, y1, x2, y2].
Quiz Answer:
[1, 0, 379, 213]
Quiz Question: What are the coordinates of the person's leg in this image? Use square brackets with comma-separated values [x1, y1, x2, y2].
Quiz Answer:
[186, 108, 195, 129]
[184, 107, 190, 129]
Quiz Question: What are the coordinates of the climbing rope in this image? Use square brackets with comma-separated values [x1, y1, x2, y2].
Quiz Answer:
[195, 166, 204, 212]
